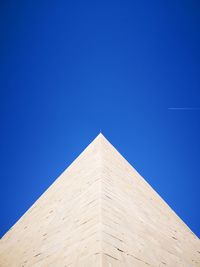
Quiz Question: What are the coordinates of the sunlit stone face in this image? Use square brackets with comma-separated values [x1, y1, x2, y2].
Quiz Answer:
[0, 134, 200, 266]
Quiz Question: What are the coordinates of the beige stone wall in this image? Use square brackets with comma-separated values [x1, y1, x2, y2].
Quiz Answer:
[0, 134, 199, 266]
[100, 135, 200, 266]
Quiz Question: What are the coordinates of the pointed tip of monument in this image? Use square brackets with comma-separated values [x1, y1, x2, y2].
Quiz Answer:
[91, 132, 109, 146]
[96, 132, 107, 140]
[97, 132, 104, 137]
[87, 132, 114, 153]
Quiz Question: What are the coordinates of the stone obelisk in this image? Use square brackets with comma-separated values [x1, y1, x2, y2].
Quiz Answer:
[0, 134, 199, 266]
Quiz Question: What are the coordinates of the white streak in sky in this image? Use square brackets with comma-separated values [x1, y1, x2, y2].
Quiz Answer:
[168, 107, 200, 110]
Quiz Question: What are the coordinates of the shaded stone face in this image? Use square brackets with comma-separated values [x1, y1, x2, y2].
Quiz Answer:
[0, 134, 199, 266]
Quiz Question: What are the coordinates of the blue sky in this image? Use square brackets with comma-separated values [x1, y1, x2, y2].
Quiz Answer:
[0, 0, 200, 238]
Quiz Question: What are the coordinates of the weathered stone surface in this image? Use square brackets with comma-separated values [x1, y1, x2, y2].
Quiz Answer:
[0, 134, 199, 266]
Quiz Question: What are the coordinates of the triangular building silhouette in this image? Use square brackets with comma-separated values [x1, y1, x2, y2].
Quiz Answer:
[0, 134, 199, 266]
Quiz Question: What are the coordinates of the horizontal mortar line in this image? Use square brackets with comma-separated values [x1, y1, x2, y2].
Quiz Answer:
[102, 202, 126, 216]
[103, 253, 120, 261]
[102, 231, 125, 243]
[102, 239, 125, 252]
[126, 253, 152, 266]
[64, 193, 100, 210]
[101, 207, 123, 222]
[102, 193, 129, 207]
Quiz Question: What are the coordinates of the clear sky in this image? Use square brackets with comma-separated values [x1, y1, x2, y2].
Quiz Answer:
[0, 1, 200, 238]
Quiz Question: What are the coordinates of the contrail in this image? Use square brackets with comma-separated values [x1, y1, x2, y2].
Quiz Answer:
[168, 107, 200, 110]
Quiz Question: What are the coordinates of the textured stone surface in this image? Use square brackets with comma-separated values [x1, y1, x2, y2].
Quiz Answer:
[0, 134, 199, 266]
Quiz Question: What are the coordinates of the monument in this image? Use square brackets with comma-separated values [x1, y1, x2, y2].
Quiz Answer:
[0, 134, 199, 266]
